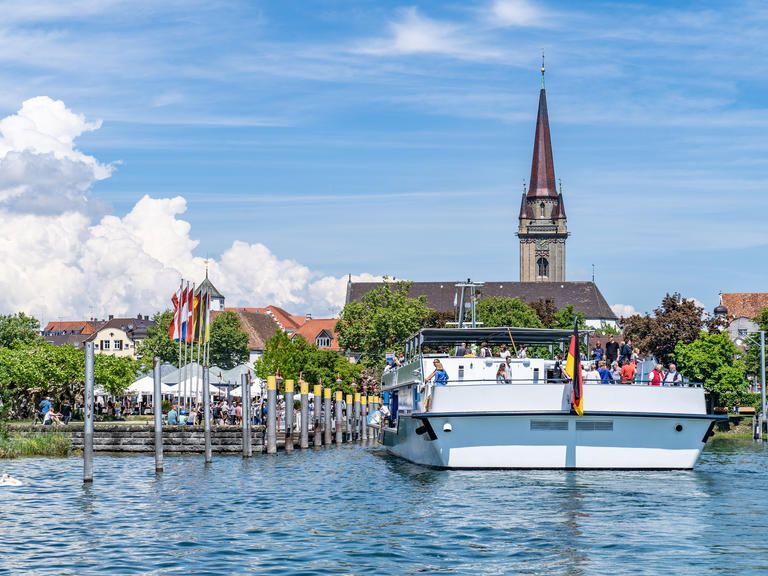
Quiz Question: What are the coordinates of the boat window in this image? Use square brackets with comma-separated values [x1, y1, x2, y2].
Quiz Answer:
[530, 420, 568, 431]
[575, 421, 613, 431]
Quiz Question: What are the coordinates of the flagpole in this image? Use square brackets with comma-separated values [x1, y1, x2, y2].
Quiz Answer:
[176, 279, 183, 413]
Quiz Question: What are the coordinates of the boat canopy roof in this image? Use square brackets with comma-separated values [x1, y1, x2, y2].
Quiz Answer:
[413, 327, 583, 349]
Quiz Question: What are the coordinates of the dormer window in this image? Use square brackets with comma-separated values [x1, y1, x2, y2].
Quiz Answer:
[316, 335, 332, 348]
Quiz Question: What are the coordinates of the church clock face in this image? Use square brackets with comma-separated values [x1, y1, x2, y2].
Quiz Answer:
[535, 239, 550, 250]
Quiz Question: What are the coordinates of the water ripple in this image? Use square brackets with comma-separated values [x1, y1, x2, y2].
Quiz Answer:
[1, 441, 768, 574]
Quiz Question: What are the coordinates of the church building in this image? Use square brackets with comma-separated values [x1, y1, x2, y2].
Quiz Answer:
[517, 65, 568, 282]
[346, 67, 618, 329]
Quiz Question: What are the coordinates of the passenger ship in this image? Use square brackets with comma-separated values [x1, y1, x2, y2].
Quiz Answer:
[380, 327, 726, 469]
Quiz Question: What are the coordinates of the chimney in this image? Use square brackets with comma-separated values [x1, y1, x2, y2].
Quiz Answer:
[306, 313, 312, 321]
[137, 313, 142, 319]
[108, 314, 114, 320]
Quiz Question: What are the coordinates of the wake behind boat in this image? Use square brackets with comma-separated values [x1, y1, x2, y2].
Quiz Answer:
[380, 327, 726, 470]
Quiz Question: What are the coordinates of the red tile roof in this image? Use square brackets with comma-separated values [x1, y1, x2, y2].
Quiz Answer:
[293, 318, 340, 351]
[214, 310, 280, 351]
[43, 321, 100, 335]
[721, 293, 768, 321]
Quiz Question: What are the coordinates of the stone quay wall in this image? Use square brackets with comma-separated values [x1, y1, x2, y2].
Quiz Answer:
[10, 424, 266, 453]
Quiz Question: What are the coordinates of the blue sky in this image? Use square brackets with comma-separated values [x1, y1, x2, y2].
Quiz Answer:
[2, 0, 767, 318]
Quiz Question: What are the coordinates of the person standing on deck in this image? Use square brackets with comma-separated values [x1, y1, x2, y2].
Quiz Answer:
[620, 360, 636, 384]
[649, 364, 665, 386]
[496, 364, 507, 384]
[605, 336, 619, 366]
[663, 363, 683, 386]
[425, 360, 449, 386]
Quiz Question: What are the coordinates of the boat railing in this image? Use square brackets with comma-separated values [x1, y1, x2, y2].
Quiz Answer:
[431, 378, 703, 388]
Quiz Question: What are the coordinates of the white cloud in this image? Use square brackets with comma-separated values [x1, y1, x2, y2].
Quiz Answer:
[490, 0, 544, 27]
[0, 96, 374, 321]
[611, 303, 637, 318]
[354, 7, 503, 61]
[0, 96, 112, 214]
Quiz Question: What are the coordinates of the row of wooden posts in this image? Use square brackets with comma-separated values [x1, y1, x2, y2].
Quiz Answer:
[82, 342, 382, 482]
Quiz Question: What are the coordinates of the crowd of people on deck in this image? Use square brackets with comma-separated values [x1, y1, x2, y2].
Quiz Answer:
[404, 335, 687, 387]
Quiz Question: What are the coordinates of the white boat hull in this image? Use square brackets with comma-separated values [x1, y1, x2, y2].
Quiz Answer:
[382, 413, 717, 469]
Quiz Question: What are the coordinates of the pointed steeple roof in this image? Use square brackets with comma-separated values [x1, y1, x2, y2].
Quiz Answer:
[527, 84, 558, 199]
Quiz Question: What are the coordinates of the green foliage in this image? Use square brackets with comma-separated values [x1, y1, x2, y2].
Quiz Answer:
[0, 312, 41, 349]
[621, 293, 704, 363]
[674, 332, 749, 407]
[475, 297, 543, 328]
[255, 332, 361, 393]
[743, 307, 768, 379]
[530, 299, 557, 327]
[209, 311, 250, 370]
[135, 310, 179, 371]
[94, 354, 139, 396]
[336, 281, 432, 367]
[552, 304, 587, 330]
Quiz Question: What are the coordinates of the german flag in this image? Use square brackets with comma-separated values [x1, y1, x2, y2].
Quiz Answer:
[563, 319, 584, 416]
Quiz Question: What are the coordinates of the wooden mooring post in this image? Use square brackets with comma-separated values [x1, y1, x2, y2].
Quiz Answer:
[335, 391, 343, 445]
[345, 394, 353, 441]
[266, 376, 277, 454]
[203, 365, 212, 464]
[153, 357, 164, 472]
[83, 341, 95, 483]
[353, 393, 361, 442]
[284, 379, 295, 452]
[300, 381, 309, 449]
[361, 395, 369, 441]
[323, 387, 332, 446]
[242, 373, 252, 458]
[313, 384, 323, 447]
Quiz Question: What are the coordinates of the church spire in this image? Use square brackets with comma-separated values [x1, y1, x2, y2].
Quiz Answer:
[527, 71, 558, 199]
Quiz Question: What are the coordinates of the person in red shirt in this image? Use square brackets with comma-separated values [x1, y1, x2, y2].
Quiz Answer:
[620, 360, 636, 384]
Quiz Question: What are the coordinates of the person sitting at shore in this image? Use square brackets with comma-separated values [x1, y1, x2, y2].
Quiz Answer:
[167, 405, 178, 425]
[43, 409, 62, 426]
[425, 360, 449, 386]
[495, 363, 507, 384]
[60, 399, 72, 425]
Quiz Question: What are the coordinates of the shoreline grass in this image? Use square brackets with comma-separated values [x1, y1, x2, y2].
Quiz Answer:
[0, 429, 71, 458]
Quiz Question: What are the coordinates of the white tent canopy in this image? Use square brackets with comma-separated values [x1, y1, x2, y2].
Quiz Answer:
[127, 376, 175, 395]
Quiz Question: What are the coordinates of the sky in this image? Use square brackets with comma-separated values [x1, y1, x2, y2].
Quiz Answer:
[0, 0, 766, 323]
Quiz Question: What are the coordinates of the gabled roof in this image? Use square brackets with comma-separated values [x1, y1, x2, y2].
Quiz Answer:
[293, 318, 340, 351]
[225, 305, 304, 331]
[214, 309, 280, 351]
[43, 320, 100, 335]
[198, 275, 223, 299]
[721, 293, 768, 321]
[87, 317, 154, 340]
[347, 281, 617, 321]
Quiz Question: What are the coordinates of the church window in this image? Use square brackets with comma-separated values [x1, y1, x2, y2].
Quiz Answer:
[539, 202, 545, 217]
[537, 257, 549, 278]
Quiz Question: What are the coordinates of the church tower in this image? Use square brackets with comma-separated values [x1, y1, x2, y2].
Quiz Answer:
[517, 63, 568, 282]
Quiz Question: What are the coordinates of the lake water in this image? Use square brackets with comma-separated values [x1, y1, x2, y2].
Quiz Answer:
[2, 439, 768, 575]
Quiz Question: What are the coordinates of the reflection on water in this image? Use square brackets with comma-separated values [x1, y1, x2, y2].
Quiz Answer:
[1, 441, 767, 575]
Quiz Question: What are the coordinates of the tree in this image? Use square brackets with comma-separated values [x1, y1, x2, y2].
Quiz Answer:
[209, 311, 249, 369]
[94, 354, 139, 397]
[674, 331, 748, 408]
[744, 307, 768, 380]
[336, 281, 432, 367]
[135, 310, 178, 371]
[621, 293, 704, 363]
[531, 299, 557, 328]
[552, 304, 586, 330]
[475, 297, 543, 328]
[0, 313, 41, 349]
[255, 332, 362, 393]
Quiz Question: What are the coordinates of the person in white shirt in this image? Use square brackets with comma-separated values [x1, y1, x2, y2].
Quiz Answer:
[499, 344, 511, 359]
[584, 364, 602, 384]
[663, 363, 683, 386]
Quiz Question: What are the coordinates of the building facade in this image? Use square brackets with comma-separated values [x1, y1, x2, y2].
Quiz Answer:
[517, 69, 568, 282]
